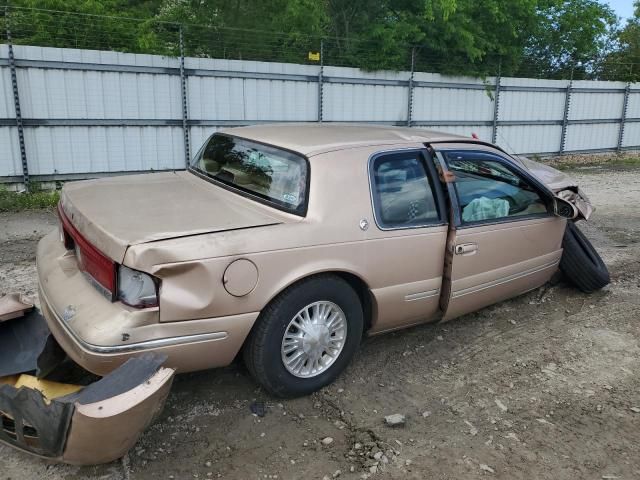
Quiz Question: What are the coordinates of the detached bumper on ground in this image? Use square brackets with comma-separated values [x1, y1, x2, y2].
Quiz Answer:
[0, 298, 175, 465]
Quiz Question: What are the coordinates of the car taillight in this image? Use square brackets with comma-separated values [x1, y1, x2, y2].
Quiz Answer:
[57, 213, 73, 250]
[58, 203, 116, 300]
[117, 265, 159, 308]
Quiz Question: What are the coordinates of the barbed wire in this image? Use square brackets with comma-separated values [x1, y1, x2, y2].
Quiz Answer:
[0, 5, 637, 82]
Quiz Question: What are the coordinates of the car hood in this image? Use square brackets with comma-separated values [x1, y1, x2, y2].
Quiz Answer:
[517, 156, 577, 192]
[60, 171, 285, 262]
[518, 156, 593, 220]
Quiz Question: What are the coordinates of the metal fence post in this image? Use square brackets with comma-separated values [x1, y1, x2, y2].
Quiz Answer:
[559, 80, 573, 154]
[406, 47, 416, 127]
[179, 25, 191, 167]
[491, 62, 502, 144]
[318, 39, 324, 123]
[618, 82, 630, 151]
[5, 7, 29, 191]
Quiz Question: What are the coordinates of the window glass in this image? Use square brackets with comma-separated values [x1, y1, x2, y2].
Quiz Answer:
[191, 134, 308, 214]
[443, 151, 548, 223]
[371, 152, 440, 228]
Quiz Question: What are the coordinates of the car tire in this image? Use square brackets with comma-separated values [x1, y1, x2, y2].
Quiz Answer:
[559, 221, 610, 293]
[243, 274, 363, 398]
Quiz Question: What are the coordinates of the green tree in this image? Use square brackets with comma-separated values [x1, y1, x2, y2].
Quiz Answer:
[1, 0, 630, 80]
[522, 0, 619, 79]
[602, 2, 640, 81]
[6, 0, 169, 53]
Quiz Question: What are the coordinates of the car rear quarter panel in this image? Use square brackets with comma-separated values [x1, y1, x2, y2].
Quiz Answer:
[125, 142, 446, 332]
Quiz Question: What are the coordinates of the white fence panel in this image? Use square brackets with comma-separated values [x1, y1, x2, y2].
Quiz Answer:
[23, 126, 184, 175]
[499, 90, 566, 122]
[625, 92, 640, 118]
[622, 122, 640, 148]
[1, 45, 640, 182]
[500, 78, 567, 122]
[186, 57, 318, 122]
[323, 66, 408, 122]
[0, 68, 15, 118]
[18, 68, 183, 119]
[0, 127, 20, 177]
[564, 123, 620, 151]
[497, 125, 562, 155]
[413, 72, 493, 123]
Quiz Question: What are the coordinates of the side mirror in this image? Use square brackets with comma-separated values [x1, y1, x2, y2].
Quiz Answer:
[554, 196, 579, 219]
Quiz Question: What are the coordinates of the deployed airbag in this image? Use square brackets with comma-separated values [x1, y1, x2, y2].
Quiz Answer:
[462, 196, 510, 222]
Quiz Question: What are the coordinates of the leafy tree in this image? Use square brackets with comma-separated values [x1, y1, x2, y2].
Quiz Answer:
[0, 0, 630, 80]
[5, 0, 169, 53]
[601, 2, 640, 81]
[522, 0, 619, 79]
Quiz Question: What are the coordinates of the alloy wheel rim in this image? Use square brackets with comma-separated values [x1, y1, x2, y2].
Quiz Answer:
[281, 301, 347, 378]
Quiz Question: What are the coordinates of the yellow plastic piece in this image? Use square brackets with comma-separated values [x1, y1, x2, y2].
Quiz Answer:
[13, 375, 82, 403]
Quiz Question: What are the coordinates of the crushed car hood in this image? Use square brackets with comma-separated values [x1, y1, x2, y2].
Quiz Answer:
[60, 170, 285, 262]
[518, 157, 577, 192]
[518, 156, 593, 220]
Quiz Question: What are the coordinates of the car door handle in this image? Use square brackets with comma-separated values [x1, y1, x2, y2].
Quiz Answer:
[454, 243, 478, 255]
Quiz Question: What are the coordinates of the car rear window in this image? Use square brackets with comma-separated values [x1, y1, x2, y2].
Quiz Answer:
[191, 134, 308, 215]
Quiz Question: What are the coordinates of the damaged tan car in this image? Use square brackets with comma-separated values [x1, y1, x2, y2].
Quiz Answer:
[1, 125, 609, 464]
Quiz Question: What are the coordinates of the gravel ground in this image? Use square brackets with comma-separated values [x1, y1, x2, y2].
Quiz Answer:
[1, 165, 639, 480]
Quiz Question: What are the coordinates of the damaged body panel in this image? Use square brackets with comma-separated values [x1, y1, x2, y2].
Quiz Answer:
[518, 156, 593, 220]
[37, 230, 257, 375]
[0, 351, 174, 465]
[60, 170, 288, 262]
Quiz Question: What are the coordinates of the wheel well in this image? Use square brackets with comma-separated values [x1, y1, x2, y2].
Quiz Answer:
[331, 271, 374, 333]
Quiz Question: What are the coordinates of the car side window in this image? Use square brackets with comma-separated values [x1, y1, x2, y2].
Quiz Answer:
[442, 151, 549, 224]
[370, 151, 440, 228]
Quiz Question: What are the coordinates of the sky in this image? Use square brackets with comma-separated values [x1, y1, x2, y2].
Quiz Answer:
[607, 0, 635, 22]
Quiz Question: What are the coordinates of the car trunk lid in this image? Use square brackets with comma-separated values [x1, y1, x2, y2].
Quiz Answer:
[60, 170, 285, 262]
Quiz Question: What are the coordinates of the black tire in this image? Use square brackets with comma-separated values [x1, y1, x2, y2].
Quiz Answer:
[243, 274, 363, 398]
[559, 221, 610, 293]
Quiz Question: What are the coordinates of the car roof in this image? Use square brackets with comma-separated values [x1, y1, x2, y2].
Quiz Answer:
[218, 123, 469, 157]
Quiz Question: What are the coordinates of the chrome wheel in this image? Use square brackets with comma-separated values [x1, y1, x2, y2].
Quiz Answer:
[281, 301, 347, 378]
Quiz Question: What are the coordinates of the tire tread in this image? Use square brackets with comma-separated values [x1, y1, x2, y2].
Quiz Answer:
[559, 222, 610, 293]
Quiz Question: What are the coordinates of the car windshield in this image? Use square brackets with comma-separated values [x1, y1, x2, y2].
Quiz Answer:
[191, 134, 308, 214]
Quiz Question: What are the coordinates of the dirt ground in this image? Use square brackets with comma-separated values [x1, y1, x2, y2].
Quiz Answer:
[1, 165, 639, 480]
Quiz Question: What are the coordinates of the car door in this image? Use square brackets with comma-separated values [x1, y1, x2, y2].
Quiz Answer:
[365, 148, 449, 333]
[431, 146, 566, 321]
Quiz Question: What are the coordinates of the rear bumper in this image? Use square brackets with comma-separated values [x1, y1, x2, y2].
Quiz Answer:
[1, 347, 174, 465]
[37, 230, 258, 376]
